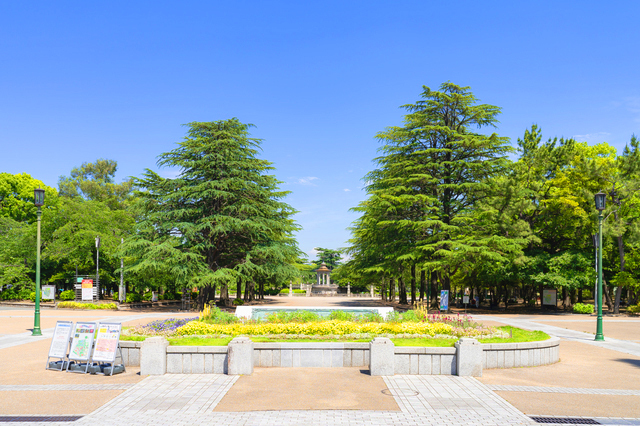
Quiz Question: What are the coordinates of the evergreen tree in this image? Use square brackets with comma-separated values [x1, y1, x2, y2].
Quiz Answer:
[120, 119, 300, 308]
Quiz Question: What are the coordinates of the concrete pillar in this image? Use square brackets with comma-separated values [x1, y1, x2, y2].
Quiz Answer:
[347, 283, 351, 297]
[455, 338, 483, 377]
[370, 337, 395, 376]
[289, 280, 292, 297]
[140, 336, 169, 375]
[227, 337, 254, 375]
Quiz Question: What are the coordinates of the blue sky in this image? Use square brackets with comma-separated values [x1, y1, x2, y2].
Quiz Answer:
[1, 1, 639, 260]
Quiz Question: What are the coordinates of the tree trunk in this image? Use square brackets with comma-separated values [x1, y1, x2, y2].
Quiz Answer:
[420, 269, 426, 302]
[430, 271, 438, 308]
[259, 281, 264, 299]
[380, 277, 387, 301]
[603, 280, 614, 312]
[236, 279, 242, 302]
[220, 284, 230, 307]
[578, 288, 583, 303]
[389, 278, 396, 302]
[398, 276, 408, 305]
[197, 284, 215, 311]
[410, 264, 417, 305]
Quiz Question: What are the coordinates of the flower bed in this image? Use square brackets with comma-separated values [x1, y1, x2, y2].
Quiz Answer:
[57, 301, 118, 310]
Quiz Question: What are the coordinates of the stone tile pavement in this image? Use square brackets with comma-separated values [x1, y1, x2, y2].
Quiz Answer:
[486, 384, 640, 396]
[2, 374, 640, 425]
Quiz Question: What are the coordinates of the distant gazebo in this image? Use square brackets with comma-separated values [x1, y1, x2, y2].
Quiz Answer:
[316, 262, 331, 286]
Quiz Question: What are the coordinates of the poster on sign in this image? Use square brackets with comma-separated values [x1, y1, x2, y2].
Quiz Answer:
[440, 290, 449, 310]
[42, 285, 56, 301]
[48, 321, 73, 359]
[68, 322, 96, 361]
[81, 279, 93, 301]
[543, 289, 557, 306]
[92, 323, 122, 362]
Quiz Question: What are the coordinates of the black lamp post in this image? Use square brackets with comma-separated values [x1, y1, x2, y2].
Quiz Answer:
[32, 187, 45, 336]
[594, 191, 606, 341]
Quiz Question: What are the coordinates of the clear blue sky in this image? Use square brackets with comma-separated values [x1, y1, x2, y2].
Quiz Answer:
[1, 1, 639, 260]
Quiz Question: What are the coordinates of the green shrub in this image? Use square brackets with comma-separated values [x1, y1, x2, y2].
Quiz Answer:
[59, 290, 75, 301]
[142, 292, 152, 301]
[57, 302, 117, 310]
[233, 299, 244, 306]
[573, 303, 594, 314]
[279, 288, 289, 293]
[628, 303, 640, 315]
[126, 293, 143, 303]
[28, 291, 37, 302]
[200, 305, 240, 324]
[164, 291, 177, 300]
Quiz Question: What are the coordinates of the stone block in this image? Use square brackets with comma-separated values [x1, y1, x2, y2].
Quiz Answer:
[140, 336, 169, 375]
[418, 355, 431, 375]
[281, 350, 293, 367]
[455, 338, 482, 377]
[486, 350, 498, 369]
[331, 349, 343, 367]
[191, 353, 204, 374]
[293, 350, 301, 367]
[370, 338, 394, 376]
[343, 350, 352, 367]
[166, 353, 182, 374]
[213, 353, 227, 374]
[128, 348, 140, 367]
[352, 350, 364, 367]
[442, 355, 456, 375]
[182, 354, 192, 373]
[408, 355, 418, 374]
[204, 354, 213, 373]
[273, 348, 281, 367]
[514, 349, 521, 367]
[364, 349, 370, 367]
[520, 349, 529, 367]
[253, 349, 260, 367]
[395, 354, 410, 374]
[260, 349, 273, 367]
[497, 350, 505, 368]
[432, 354, 441, 374]
[533, 348, 541, 366]
[323, 350, 332, 367]
[227, 337, 254, 375]
[301, 349, 323, 367]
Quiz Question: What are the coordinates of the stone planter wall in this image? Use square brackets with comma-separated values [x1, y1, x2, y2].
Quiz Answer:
[127, 335, 560, 376]
[253, 342, 369, 368]
[482, 337, 560, 369]
[393, 347, 457, 375]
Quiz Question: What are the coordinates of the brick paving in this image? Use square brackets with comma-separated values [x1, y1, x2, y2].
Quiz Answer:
[487, 385, 640, 396]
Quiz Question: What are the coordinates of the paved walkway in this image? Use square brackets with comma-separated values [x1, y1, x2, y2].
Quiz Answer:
[475, 314, 640, 357]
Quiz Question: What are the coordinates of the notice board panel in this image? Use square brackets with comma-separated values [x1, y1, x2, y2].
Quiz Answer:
[48, 321, 73, 358]
[68, 322, 96, 361]
[92, 323, 122, 362]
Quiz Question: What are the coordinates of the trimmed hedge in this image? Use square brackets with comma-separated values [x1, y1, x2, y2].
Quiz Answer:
[57, 301, 118, 310]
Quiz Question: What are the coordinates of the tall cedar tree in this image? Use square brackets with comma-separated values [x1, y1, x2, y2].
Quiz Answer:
[123, 119, 300, 308]
[362, 83, 511, 298]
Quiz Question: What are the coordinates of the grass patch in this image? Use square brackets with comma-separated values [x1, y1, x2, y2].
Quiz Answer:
[478, 326, 549, 343]
[120, 335, 146, 341]
[167, 336, 233, 346]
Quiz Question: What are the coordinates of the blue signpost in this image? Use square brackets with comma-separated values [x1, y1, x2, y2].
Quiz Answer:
[440, 290, 449, 311]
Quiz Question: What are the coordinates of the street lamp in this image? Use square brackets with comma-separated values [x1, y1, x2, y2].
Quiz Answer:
[95, 235, 101, 302]
[32, 187, 45, 336]
[594, 191, 606, 341]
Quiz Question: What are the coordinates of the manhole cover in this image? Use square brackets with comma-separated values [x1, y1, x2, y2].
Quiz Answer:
[530, 417, 600, 425]
[0, 416, 83, 423]
[381, 388, 419, 397]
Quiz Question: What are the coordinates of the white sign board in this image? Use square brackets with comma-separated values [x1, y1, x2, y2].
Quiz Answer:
[151, 291, 158, 302]
[81, 279, 93, 301]
[92, 323, 122, 362]
[463, 295, 470, 304]
[68, 322, 96, 361]
[542, 289, 557, 306]
[48, 321, 73, 358]
[42, 285, 56, 301]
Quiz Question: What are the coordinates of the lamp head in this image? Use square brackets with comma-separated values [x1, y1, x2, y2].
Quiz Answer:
[34, 187, 45, 207]
[595, 192, 606, 211]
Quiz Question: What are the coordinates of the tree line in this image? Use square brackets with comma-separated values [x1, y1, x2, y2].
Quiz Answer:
[336, 83, 640, 313]
[0, 119, 303, 309]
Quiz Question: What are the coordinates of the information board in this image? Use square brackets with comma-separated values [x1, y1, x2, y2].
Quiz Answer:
[440, 290, 449, 310]
[463, 295, 470, 304]
[92, 323, 122, 362]
[542, 289, 557, 306]
[48, 321, 73, 358]
[81, 279, 93, 301]
[68, 322, 96, 361]
[42, 285, 56, 301]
